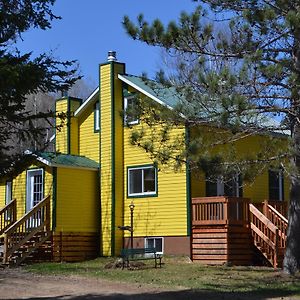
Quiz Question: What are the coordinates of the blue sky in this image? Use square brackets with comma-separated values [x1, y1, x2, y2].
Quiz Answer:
[16, 0, 198, 87]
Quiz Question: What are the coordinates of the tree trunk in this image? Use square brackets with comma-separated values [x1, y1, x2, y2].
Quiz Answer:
[283, 121, 300, 274]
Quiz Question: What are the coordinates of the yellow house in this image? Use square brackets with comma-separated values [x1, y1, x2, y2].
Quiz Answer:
[0, 51, 289, 267]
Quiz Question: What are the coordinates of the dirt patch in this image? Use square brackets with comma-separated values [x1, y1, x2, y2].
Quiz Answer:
[0, 267, 299, 300]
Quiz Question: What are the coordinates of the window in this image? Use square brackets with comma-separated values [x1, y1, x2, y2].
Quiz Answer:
[5, 181, 12, 205]
[269, 169, 284, 201]
[206, 174, 243, 197]
[145, 237, 163, 254]
[128, 166, 157, 197]
[94, 102, 100, 131]
[124, 96, 139, 125]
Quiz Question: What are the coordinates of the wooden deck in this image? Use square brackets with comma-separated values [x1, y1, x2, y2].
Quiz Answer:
[191, 197, 287, 267]
[192, 197, 252, 265]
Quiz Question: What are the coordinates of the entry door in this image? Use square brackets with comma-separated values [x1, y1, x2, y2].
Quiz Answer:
[26, 169, 44, 212]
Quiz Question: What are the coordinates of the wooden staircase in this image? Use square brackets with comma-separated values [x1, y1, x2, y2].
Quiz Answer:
[0, 196, 52, 266]
[249, 202, 288, 268]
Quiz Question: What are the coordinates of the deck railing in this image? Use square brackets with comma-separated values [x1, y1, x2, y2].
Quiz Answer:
[192, 197, 250, 226]
[0, 199, 17, 235]
[256, 200, 288, 218]
[249, 203, 279, 268]
[3, 195, 50, 264]
[264, 204, 288, 248]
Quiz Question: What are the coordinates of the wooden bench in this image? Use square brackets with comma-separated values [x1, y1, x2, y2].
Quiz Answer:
[120, 247, 162, 269]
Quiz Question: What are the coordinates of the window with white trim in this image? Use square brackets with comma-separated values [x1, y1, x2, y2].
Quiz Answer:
[124, 96, 139, 125]
[94, 102, 100, 131]
[128, 166, 157, 197]
[206, 174, 243, 197]
[269, 169, 284, 201]
[145, 237, 163, 254]
[5, 181, 12, 205]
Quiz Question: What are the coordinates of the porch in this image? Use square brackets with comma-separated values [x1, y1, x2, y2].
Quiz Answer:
[192, 197, 288, 267]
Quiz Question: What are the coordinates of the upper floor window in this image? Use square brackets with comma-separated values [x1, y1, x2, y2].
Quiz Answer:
[206, 174, 243, 197]
[128, 165, 157, 197]
[124, 96, 139, 125]
[5, 181, 12, 205]
[269, 169, 284, 201]
[94, 102, 100, 132]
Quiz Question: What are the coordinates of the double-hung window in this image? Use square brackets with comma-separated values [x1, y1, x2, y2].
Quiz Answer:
[145, 237, 163, 254]
[94, 102, 100, 131]
[128, 165, 157, 197]
[124, 96, 139, 125]
[269, 169, 284, 201]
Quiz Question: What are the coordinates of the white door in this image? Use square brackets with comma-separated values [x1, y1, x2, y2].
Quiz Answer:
[26, 169, 44, 212]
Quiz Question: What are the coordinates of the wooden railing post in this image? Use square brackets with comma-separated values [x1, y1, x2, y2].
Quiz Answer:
[263, 200, 268, 217]
[3, 234, 8, 264]
[274, 228, 279, 269]
[46, 199, 50, 231]
[224, 198, 229, 225]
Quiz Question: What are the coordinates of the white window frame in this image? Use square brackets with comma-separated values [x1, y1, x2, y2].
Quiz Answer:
[145, 237, 164, 254]
[128, 166, 157, 197]
[124, 96, 139, 125]
[5, 181, 12, 205]
[94, 102, 100, 131]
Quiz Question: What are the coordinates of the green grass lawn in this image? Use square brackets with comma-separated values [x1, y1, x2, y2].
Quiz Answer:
[26, 256, 300, 297]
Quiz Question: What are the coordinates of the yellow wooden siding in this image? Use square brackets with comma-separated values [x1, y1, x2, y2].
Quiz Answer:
[70, 116, 79, 155]
[55, 168, 98, 232]
[55, 100, 68, 153]
[190, 132, 290, 203]
[0, 183, 5, 208]
[191, 172, 205, 198]
[79, 106, 100, 162]
[100, 64, 113, 255]
[123, 125, 187, 238]
[113, 63, 125, 254]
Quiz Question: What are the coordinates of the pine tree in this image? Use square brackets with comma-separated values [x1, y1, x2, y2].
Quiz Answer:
[123, 1, 300, 274]
[0, 0, 79, 174]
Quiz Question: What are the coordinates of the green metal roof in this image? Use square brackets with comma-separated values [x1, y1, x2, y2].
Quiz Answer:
[36, 152, 99, 170]
[120, 74, 182, 109]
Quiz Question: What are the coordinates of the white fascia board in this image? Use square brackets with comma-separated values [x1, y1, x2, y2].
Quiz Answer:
[49, 134, 55, 142]
[118, 74, 174, 111]
[74, 87, 99, 117]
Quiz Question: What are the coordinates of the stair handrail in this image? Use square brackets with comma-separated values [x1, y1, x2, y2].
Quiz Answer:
[266, 204, 288, 248]
[249, 203, 279, 268]
[0, 199, 17, 235]
[3, 195, 50, 264]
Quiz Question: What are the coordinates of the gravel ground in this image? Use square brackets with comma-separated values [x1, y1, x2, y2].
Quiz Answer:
[0, 268, 299, 300]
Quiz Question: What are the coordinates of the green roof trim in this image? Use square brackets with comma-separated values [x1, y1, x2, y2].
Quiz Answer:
[36, 152, 99, 170]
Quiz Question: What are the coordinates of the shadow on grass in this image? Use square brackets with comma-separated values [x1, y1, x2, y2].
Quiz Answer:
[20, 288, 298, 300]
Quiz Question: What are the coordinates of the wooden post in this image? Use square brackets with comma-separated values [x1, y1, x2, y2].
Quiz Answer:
[274, 228, 279, 269]
[46, 197, 50, 231]
[3, 234, 8, 264]
[12, 200, 15, 223]
[263, 200, 268, 217]
[224, 198, 229, 225]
